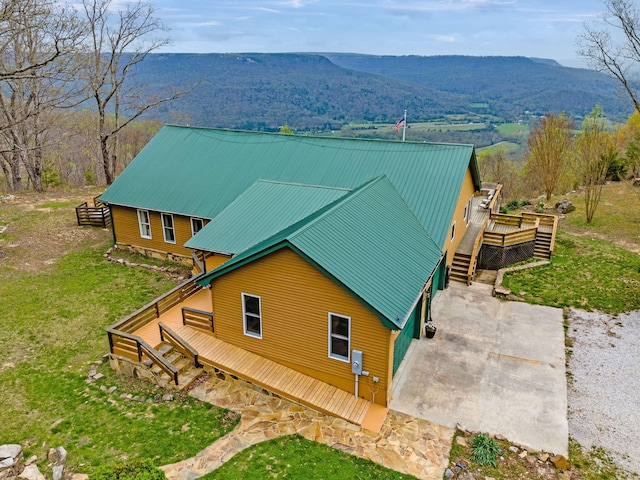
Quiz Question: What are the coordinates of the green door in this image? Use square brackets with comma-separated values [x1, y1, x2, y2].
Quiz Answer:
[392, 299, 422, 376]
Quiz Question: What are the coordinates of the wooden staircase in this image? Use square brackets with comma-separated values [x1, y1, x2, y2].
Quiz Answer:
[149, 343, 204, 391]
[450, 251, 474, 285]
[533, 229, 553, 260]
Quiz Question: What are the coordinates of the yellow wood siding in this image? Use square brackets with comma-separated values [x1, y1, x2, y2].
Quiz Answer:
[111, 205, 207, 259]
[210, 247, 393, 406]
[444, 168, 476, 264]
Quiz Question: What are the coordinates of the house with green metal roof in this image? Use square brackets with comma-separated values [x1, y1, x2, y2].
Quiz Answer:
[101, 125, 486, 407]
[191, 175, 444, 406]
[100, 125, 481, 272]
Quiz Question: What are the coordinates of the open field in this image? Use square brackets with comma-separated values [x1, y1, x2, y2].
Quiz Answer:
[477, 140, 522, 155]
[0, 191, 238, 475]
[496, 122, 530, 135]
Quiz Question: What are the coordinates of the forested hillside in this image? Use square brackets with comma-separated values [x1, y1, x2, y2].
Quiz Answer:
[135, 53, 467, 130]
[133, 53, 632, 130]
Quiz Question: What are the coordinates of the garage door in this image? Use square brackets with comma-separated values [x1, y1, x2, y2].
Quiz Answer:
[392, 300, 422, 376]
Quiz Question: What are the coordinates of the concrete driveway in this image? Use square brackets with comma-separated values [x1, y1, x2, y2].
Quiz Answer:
[390, 281, 568, 456]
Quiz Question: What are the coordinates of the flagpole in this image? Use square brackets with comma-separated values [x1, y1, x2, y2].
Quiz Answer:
[402, 109, 407, 142]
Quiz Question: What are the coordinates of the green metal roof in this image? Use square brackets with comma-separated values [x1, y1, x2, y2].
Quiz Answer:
[100, 126, 480, 247]
[184, 180, 350, 254]
[196, 176, 444, 330]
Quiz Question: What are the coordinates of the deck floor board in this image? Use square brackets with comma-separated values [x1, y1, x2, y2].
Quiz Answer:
[166, 325, 373, 426]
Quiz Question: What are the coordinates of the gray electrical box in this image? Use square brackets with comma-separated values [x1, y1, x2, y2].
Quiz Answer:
[351, 350, 363, 375]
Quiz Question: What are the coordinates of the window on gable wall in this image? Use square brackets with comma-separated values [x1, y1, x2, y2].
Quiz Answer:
[162, 213, 176, 244]
[450, 221, 456, 242]
[191, 217, 204, 236]
[328, 313, 350, 361]
[137, 209, 151, 239]
[242, 293, 262, 338]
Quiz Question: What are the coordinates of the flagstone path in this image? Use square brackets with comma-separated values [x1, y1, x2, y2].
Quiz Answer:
[161, 376, 454, 480]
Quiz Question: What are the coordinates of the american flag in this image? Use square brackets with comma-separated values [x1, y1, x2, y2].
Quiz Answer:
[394, 117, 406, 132]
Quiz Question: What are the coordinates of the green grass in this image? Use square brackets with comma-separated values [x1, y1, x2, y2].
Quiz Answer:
[568, 437, 632, 479]
[496, 123, 530, 135]
[477, 141, 521, 155]
[502, 232, 640, 313]
[199, 434, 417, 480]
[557, 179, 640, 248]
[0, 200, 238, 474]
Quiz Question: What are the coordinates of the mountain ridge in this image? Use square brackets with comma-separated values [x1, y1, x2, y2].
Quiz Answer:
[132, 52, 632, 130]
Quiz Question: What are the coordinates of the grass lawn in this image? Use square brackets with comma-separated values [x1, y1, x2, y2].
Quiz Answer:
[0, 193, 238, 475]
[200, 434, 417, 480]
[503, 180, 640, 314]
[502, 232, 640, 313]
[557, 179, 640, 254]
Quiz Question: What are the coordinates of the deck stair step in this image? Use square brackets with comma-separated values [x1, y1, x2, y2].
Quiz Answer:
[157, 344, 173, 356]
[149, 342, 205, 390]
[450, 252, 473, 284]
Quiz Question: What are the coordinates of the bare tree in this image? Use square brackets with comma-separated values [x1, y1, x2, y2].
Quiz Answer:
[80, 0, 184, 185]
[0, 0, 84, 191]
[524, 113, 575, 201]
[578, 0, 640, 112]
[576, 105, 616, 223]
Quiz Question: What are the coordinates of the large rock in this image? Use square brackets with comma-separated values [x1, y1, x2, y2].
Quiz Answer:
[47, 446, 67, 465]
[0, 445, 22, 460]
[555, 199, 575, 214]
[17, 464, 45, 480]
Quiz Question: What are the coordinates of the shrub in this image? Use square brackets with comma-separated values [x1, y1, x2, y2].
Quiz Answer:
[499, 205, 510, 214]
[90, 459, 166, 480]
[470, 433, 501, 467]
[506, 199, 520, 210]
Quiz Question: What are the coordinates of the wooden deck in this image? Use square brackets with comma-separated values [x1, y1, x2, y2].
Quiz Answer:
[131, 290, 385, 430]
[173, 325, 376, 427]
[134, 288, 212, 348]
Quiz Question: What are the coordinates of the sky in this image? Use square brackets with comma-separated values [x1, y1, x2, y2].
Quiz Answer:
[146, 0, 609, 68]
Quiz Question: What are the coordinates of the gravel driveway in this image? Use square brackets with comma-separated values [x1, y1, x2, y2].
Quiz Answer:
[567, 308, 640, 475]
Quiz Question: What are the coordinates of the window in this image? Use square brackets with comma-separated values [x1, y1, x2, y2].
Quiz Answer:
[137, 209, 151, 239]
[467, 198, 473, 225]
[450, 221, 456, 242]
[191, 217, 204, 236]
[161, 213, 176, 244]
[328, 313, 350, 362]
[463, 204, 468, 222]
[242, 293, 262, 338]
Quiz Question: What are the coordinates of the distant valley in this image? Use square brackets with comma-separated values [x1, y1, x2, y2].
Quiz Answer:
[134, 52, 632, 148]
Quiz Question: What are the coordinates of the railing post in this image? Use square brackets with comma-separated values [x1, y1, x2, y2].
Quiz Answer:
[137, 341, 143, 362]
[107, 331, 114, 353]
[159, 323, 165, 342]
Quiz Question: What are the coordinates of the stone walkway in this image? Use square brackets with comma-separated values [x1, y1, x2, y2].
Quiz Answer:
[161, 376, 454, 480]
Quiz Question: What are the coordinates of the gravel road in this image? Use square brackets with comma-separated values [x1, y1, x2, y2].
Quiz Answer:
[567, 308, 640, 475]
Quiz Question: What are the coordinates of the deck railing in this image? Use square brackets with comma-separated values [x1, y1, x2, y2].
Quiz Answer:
[106, 275, 204, 384]
[106, 329, 179, 385]
[159, 322, 200, 368]
[182, 306, 214, 333]
[483, 216, 540, 248]
[466, 217, 488, 284]
[76, 196, 111, 228]
[107, 276, 203, 335]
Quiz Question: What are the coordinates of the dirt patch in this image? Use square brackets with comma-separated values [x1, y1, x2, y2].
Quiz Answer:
[0, 188, 110, 272]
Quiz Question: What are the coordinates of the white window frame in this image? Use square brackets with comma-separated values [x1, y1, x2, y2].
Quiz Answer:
[463, 204, 468, 222]
[467, 197, 473, 225]
[191, 217, 204, 236]
[161, 213, 176, 244]
[328, 312, 350, 362]
[242, 293, 262, 339]
[450, 221, 456, 242]
[137, 209, 151, 239]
